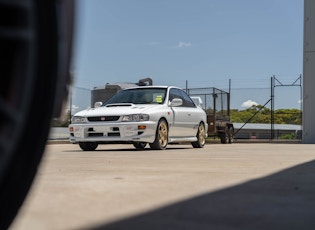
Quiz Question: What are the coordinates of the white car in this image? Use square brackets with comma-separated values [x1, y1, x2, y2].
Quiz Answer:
[190, 96, 204, 109]
[69, 86, 208, 151]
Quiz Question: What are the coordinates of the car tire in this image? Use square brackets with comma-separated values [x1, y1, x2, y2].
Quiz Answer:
[228, 127, 234, 144]
[133, 142, 147, 149]
[192, 122, 206, 148]
[79, 142, 98, 151]
[149, 119, 168, 150]
[0, 1, 74, 229]
[219, 127, 229, 144]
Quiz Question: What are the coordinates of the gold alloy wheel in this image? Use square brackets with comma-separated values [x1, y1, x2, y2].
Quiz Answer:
[158, 121, 168, 148]
[192, 122, 206, 148]
[149, 119, 168, 150]
[198, 123, 206, 145]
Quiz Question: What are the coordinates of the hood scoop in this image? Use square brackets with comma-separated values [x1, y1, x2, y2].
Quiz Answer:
[105, 103, 133, 107]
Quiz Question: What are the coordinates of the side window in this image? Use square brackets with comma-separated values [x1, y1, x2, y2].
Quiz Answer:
[169, 88, 196, 108]
[169, 88, 182, 102]
[179, 90, 196, 108]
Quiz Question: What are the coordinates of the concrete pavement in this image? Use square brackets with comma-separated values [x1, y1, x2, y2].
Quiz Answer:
[10, 143, 315, 230]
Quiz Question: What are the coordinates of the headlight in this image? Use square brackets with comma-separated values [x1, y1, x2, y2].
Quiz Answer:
[122, 114, 149, 122]
[71, 116, 87, 123]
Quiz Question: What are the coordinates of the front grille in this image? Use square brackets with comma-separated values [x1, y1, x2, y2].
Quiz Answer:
[88, 133, 103, 137]
[108, 133, 120, 137]
[87, 116, 120, 122]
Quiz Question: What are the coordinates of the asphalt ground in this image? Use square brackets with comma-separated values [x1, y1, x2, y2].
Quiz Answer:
[9, 142, 315, 230]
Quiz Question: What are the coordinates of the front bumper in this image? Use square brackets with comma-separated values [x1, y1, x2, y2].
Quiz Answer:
[69, 121, 157, 143]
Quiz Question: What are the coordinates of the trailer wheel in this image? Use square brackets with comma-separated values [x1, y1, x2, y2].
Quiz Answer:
[228, 127, 234, 144]
[219, 127, 229, 144]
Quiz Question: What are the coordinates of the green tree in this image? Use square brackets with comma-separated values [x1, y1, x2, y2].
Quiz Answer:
[230, 105, 302, 125]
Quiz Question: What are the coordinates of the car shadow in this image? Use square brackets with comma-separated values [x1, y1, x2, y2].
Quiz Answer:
[90, 160, 315, 230]
[63, 145, 193, 152]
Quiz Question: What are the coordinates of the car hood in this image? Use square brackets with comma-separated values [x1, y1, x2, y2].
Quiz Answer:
[74, 103, 161, 117]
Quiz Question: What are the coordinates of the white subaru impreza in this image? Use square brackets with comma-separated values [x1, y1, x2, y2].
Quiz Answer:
[69, 86, 208, 151]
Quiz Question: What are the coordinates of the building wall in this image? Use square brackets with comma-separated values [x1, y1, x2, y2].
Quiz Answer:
[303, 0, 315, 143]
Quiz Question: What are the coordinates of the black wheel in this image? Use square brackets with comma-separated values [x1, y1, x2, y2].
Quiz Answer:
[149, 119, 168, 150]
[133, 142, 147, 149]
[0, 1, 74, 229]
[79, 142, 98, 151]
[219, 127, 229, 144]
[228, 127, 234, 144]
[192, 122, 206, 148]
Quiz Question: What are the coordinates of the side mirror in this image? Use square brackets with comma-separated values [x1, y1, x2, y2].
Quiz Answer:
[170, 98, 183, 107]
[94, 101, 103, 108]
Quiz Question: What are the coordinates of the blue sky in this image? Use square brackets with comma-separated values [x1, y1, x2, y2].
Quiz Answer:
[72, 0, 303, 110]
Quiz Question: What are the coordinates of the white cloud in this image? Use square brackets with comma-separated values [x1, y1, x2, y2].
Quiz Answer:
[241, 100, 259, 108]
[176, 41, 192, 48]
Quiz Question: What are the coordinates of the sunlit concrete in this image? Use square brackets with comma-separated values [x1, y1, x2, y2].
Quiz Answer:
[10, 143, 315, 230]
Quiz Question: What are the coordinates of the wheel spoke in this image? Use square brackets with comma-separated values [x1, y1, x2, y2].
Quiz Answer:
[199, 125, 205, 144]
[158, 122, 167, 147]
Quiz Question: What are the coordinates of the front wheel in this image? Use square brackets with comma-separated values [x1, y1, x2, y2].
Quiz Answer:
[192, 122, 206, 148]
[149, 119, 168, 150]
[133, 142, 147, 149]
[79, 142, 98, 151]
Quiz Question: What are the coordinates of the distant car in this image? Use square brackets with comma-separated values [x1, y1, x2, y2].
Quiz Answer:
[69, 86, 208, 150]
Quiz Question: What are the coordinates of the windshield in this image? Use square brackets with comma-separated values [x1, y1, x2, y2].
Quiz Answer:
[104, 88, 167, 105]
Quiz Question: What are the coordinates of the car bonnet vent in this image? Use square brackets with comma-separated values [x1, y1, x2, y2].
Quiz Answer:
[106, 103, 133, 107]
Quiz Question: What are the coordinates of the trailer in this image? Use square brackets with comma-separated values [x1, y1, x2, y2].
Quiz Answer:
[187, 87, 234, 144]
